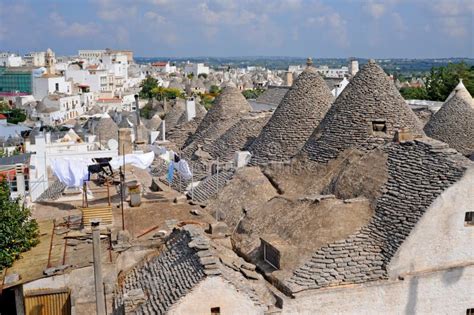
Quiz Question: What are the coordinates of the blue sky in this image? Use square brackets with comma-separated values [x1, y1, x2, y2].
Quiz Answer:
[0, 0, 472, 58]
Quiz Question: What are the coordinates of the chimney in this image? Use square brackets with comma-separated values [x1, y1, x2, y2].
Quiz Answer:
[91, 220, 106, 315]
[15, 164, 26, 198]
[118, 128, 133, 155]
[185, 97, 196, 122]
[285, 71, 293, 87]
[306, 57, 313, 67]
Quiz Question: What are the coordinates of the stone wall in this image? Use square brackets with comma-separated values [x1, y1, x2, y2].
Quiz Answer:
[285, 138, 469, 294]
[249, 67, 333, 165]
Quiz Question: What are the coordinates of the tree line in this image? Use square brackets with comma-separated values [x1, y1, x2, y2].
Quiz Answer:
[399, 62, 474, 101]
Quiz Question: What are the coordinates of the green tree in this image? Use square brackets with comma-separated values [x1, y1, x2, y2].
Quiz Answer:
[399, 87, 429, 100]
[201, 94, 215, 110]
[425, 62, 474, 101]
[6, 109, 27, 124]
[209, 85, 221, 95]
[242, 88, 265, 99]
[187, 73, 194, 79]
[139, 75, 159, 99]
[0, 179, 39, 269]
[163, 88, 184, 100]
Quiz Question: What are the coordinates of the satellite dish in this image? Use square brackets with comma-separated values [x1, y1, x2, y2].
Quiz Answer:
[107, 139, 118, 150]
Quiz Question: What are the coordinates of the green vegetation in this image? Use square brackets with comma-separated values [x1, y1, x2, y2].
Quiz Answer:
[400, 87, 428, 100]
[425, 62, 474, 101]
[201, 94, 215, 110]
[0, 179, 39, 269]
[152, 86, 184, 100]
[139, 75, 185, 101]
[209, 85, 221, 95]
[187, 73, 194, 79]
[5, 109, 27, 124]
[242, 88, 265, 99]
[139, 75, 159, 99]
[0, 101, 27, 124]
[140, 104, 154, 119]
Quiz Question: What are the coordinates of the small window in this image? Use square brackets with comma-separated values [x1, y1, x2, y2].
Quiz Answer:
[372, 120, 387, 133]
[55, 83, 59, 91]
[262, 240, 280, 269]
[211, 307, 220, 315]
[465, 212, 474, 226]
[466, 308, 474, 315]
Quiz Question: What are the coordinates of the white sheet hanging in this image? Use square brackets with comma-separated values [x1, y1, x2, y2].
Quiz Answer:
[109, 152, 155, 170]
[50, 158, 90, 187]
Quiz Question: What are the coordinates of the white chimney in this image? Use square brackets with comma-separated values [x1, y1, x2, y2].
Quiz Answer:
[185, 97, 196, 122]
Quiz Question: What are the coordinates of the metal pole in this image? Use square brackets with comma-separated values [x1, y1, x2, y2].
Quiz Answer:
[91, 220, 106, 315]
[216, 159, 219, 222]
[120, 166, 125, 231]
[191, 163, 194, 202]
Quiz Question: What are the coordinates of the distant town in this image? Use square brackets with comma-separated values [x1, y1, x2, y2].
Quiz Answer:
[0, 47, 473, 315]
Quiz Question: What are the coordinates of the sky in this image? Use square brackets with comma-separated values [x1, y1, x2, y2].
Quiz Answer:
[0, 0, 473, 58]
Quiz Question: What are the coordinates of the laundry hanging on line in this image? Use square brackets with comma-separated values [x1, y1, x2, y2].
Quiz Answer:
[51, 152, 155, 187]
[50, 158, 90, 187]
[109, 151, 155, 170]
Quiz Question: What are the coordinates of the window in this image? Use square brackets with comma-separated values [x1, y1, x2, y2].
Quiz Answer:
[55, 83, 59, 91]
[466, 308, 474, 315]
[211, 307, 220, 315]
[465, 212, 474, 226]
[262, 240, 280, 269]
[371, 120, 387, 134]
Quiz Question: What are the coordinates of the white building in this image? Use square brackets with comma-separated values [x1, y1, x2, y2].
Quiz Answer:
[34, 94, 83, 125]
[0, 53, 23, 67]
[80, 92, 95, 112]
[23, 52, 46, 67]
[317, 65, 349, 79]
[78, 50, 106, 60]
[65, 65, 112, 95]
[152, 62, 177, 74]
[32, 74, 71, 101]
[184, 62, 210, 76]
[96, 94, 137, 112]
[332, 77, 350, 97]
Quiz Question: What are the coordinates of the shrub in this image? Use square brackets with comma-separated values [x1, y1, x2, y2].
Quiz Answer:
[0, 179, 39, 269]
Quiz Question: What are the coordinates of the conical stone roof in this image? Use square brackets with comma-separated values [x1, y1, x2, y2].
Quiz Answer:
[202, 112, 271, 162]
[424, 94, 474, 156]
[446, 79, 474, 109]
[249, 66, 334, 164]
[182, 87, 252, 155]
[300, 60, 424, 163]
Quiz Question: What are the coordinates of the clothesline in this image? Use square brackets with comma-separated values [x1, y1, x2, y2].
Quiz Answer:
[51, 152, 155, 187]
[150, 145, 193, 181]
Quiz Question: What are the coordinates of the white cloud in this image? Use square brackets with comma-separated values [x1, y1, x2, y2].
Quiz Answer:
[306, 12, 349, 48]
[94, 0, 137, 21]
[392, 12, 407, 36]
[49, 12, 98, 37]
[366, 2, 386, 19]
[430, 0, 473, 38]
[145, 11, 166, 24]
